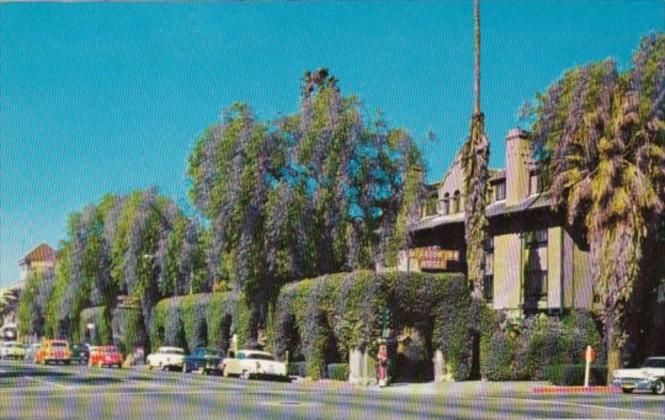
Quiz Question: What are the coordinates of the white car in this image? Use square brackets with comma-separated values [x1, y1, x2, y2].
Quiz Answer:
[613, 357, 665, 395]
[146, 346, 185, 371]
[1, 341, 27, 360]
[222, 350, 288, 380]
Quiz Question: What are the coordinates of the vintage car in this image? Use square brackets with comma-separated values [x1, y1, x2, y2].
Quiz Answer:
[182, 347, 223, 375]
[146, 346, 185, 371]
[35, 339, 72, 365]
[613, 356, 665, 395]
[88, 345, 123, 368]
[0, 341, 27, 360]
[70, 343, 90, 365]
[222, 350, 288, 380]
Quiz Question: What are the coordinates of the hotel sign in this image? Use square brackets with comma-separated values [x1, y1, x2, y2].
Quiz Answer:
[407, 246, 460, 270]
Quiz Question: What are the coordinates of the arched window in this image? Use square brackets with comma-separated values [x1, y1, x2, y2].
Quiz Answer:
[452, 190, 461, 213]
[442, 193, 450, 215]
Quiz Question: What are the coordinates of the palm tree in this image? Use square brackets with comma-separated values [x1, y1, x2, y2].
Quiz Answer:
[462, 0, 490, 300]
[531, 35, 665, 378]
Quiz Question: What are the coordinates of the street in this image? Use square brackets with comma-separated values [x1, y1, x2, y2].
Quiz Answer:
[1, 360, 663, 419]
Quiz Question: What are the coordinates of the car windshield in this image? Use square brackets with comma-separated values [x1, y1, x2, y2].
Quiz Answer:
[103, 346, 118, 353]
[165, 349, 183, 355]
[200, 349, 220, 357]
[643, 359, 665, 368]
[51, 342, 67, 348]
[247, 353, 275, 361]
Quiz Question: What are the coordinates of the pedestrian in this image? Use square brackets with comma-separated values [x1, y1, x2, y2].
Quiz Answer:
[377, 343, 388, 387]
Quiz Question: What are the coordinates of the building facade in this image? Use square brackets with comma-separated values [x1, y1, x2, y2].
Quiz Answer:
[1, 243, 56, 341]
[406, 129, 594, 317]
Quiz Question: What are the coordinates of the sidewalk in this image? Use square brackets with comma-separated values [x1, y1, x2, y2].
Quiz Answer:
[366, 380, 550, 397]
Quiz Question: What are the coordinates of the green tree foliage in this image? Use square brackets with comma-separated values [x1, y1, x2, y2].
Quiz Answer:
[42, 189, 206, 345]
[188, 69, 425, 335]
[17, 269, 55, 338]
[527, 34, 665, 374]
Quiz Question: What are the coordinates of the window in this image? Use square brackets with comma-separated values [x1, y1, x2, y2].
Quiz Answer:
[494, 181, 506, 201]
[483, 275, 494, 301]
[529, 171, 543, 195]
[483, 236, 494, 301]
[423, 195, 437, 216]
[452, 190, 461, 213]
[442, 193, 450, 215]
[525, 269, 548, 302]
[525, 229, 548, 247]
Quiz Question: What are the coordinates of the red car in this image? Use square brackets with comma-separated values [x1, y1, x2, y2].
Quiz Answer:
[88, 345, 123, 368]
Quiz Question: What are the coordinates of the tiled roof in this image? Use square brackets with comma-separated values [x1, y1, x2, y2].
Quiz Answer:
[20, 243, 55, 264]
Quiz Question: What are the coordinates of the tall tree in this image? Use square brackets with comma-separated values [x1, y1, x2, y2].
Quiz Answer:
[530, 34, 665, 376]
[188, 70, 424, 339]
[461, 0, 490, 299]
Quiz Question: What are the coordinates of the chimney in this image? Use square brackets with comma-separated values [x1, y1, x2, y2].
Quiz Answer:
[505, 128, 531, 206]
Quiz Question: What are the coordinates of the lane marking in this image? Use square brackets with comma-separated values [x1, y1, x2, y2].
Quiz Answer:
[482, 396, 657, 417]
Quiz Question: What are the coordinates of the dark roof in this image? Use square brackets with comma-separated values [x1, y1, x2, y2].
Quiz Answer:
[413, 193, 553, 232]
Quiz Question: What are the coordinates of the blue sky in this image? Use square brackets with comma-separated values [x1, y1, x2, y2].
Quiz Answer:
[1, 1, 663, 286]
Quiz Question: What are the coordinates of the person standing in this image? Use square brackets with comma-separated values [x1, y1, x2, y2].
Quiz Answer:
[377, 343, 388, 387]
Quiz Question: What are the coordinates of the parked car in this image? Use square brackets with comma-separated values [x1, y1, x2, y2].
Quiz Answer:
[24, 343, 40, 363]
[222, 350, 288, 381]
[88, 345, 123, 368]
[182, 347, 223, 375]
[35, 340, 72, 365]
[613, 356, 665, 395]
[0, 341, 27, 360]
[146, 346, 185, 371]
[70, 344, 90, 365]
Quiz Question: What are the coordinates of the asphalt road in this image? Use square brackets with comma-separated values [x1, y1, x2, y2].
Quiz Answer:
[1, 360, 663, 419]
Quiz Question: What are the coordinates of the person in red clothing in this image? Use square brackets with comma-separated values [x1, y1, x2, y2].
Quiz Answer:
[377, 343, 388, 387]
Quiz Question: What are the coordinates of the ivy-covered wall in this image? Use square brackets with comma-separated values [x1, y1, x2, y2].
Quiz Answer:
[150, 292, 246, 354]
[480, 309, 603, 380]
[268, 270, 473, 380]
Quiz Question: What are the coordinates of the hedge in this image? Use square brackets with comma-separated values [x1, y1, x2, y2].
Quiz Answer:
[269, 270, 472, 380]
[480, 310, 603, 381]
[544, 364, 608, 386]
[327, 363, 350, 381]
[150, 292, 243, 354]
[287, 361, 307, 377]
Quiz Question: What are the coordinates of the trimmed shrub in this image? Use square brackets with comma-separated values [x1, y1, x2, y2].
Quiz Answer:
[544, 364, 608, 386]
[327, 363, 350, 381]
[480, 310, 604, 381]
[270, 270, 472, 381]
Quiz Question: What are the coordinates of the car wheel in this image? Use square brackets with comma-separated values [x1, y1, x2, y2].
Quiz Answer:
[622, 388, 634, 394]
[654, 380, 665, 396]
[241, 370, 251, 380]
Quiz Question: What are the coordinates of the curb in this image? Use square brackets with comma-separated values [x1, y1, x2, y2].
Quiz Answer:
[532, 386, 622, 394]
